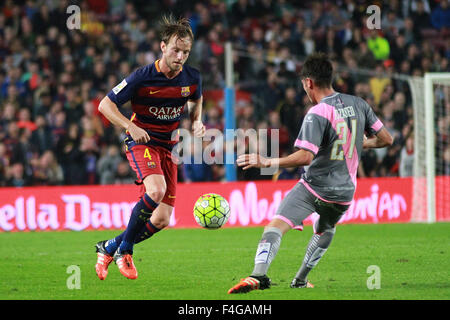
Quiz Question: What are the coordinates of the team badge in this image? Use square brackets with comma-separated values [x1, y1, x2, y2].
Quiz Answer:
[181, 86, 190, 97]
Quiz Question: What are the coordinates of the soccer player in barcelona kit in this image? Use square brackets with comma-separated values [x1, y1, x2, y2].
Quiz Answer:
[94, 16, 205, 280]
[229, 53, 393, 293]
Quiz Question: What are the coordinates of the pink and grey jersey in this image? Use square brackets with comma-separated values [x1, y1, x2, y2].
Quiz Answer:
[294, 92, 383, 204]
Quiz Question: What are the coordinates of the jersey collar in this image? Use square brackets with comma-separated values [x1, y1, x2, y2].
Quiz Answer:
[320, 92, 339, 101]
[155, 59, 183, 74]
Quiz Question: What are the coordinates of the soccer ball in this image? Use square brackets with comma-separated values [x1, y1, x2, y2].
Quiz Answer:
[193, 193, 230, 229]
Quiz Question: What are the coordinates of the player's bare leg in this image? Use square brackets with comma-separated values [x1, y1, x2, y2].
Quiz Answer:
[148, 202, 173, 229]
[228, 218, 291, 294]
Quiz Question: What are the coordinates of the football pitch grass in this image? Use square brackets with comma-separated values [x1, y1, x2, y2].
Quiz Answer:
[0, 223, 449, 300]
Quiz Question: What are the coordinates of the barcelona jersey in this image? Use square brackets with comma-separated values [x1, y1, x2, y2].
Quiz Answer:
[107, 59, 202, 150]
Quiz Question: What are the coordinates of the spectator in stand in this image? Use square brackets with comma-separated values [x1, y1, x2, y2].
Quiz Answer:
[230, 0, 254, 26]
[97, 144, 123, 185]
[31, 149, 64, 185]
[367, 30, 391, 61]
[267, 110, 290, 156]
[382, 10, 404, 39]
[34, 90, 53, 118]
[399, 134, 414, 177]
[369, 64, 392, 106]
[10, 126, 35, 166]
[431, 0, 450, 30]
[5, 162, 32, 187]
[354, 41, 377, 69]
[16, 108, 37, 131]
[276, 87, 304, 147]
[256, 71, 283, 115]
[317, 27, 343, 59]
[30, 115, 53, 155]
[113, 160, 135, 185]
[390, 34, 408, 67]
[79, 134, 99, 185]
[392, 92, 409, 131]
[411, 1, 432, 32]
[81, 100, 104, 140]
[204, 106, 223, 131]
[56, 122, 86, 185]
[49, 110, 67, 148]
[301, 27, 315, 56]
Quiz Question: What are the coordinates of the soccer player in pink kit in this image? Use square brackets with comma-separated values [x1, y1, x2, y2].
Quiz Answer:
[94, 16, 205, 280]
[229, 53, 393, 293]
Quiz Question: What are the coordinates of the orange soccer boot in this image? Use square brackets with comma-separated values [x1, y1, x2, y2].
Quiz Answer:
[228, 275, 271, 294]
[114, 249, 138, 280]
[95, 240, 114, 280]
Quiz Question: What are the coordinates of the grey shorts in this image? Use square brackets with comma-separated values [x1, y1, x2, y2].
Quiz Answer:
[275, 182, 350, 233]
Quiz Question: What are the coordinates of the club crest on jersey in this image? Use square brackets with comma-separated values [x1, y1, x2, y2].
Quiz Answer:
[181, 86, 190, 97]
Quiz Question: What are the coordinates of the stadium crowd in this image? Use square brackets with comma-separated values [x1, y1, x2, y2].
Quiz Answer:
[0, 0, 449, 187]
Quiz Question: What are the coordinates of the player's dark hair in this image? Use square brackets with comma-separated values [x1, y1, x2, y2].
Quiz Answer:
[159, 15, 194, 44]
[300, 52, 333, 88]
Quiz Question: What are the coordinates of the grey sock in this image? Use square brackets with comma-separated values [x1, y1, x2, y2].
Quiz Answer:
[294, 227, 336, 282]
[252, 227, 283, 277]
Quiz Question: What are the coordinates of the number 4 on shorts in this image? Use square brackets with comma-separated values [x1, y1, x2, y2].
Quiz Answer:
[144, 148, 152, 160]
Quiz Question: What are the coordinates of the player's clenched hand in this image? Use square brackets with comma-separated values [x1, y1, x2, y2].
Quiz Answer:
[127, 123, 150, 144]
[192, 120, 206, 138]
[236, 153, 271, 170]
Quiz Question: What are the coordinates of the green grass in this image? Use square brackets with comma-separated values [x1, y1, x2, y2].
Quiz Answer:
[0, 223, 449, 300]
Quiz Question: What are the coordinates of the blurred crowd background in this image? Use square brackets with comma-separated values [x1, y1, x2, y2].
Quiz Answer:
[0, 0, 449, 187]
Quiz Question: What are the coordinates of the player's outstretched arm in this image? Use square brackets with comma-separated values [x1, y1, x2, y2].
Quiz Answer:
[98, 96, 150, 144]
[363, 127, 394, 149]
[237, 149, 314, 170]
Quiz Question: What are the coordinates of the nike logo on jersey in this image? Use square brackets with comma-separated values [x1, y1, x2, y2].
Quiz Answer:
[149, 90, 161, 94]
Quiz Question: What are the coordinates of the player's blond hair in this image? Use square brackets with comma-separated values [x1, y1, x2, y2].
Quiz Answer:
[159, 15, 194, 44]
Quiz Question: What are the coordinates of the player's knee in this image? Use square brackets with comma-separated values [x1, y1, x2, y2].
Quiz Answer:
[266, 218, 291, 235]
[143, 175, 167, 203]
[146, 188, 166, 203]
